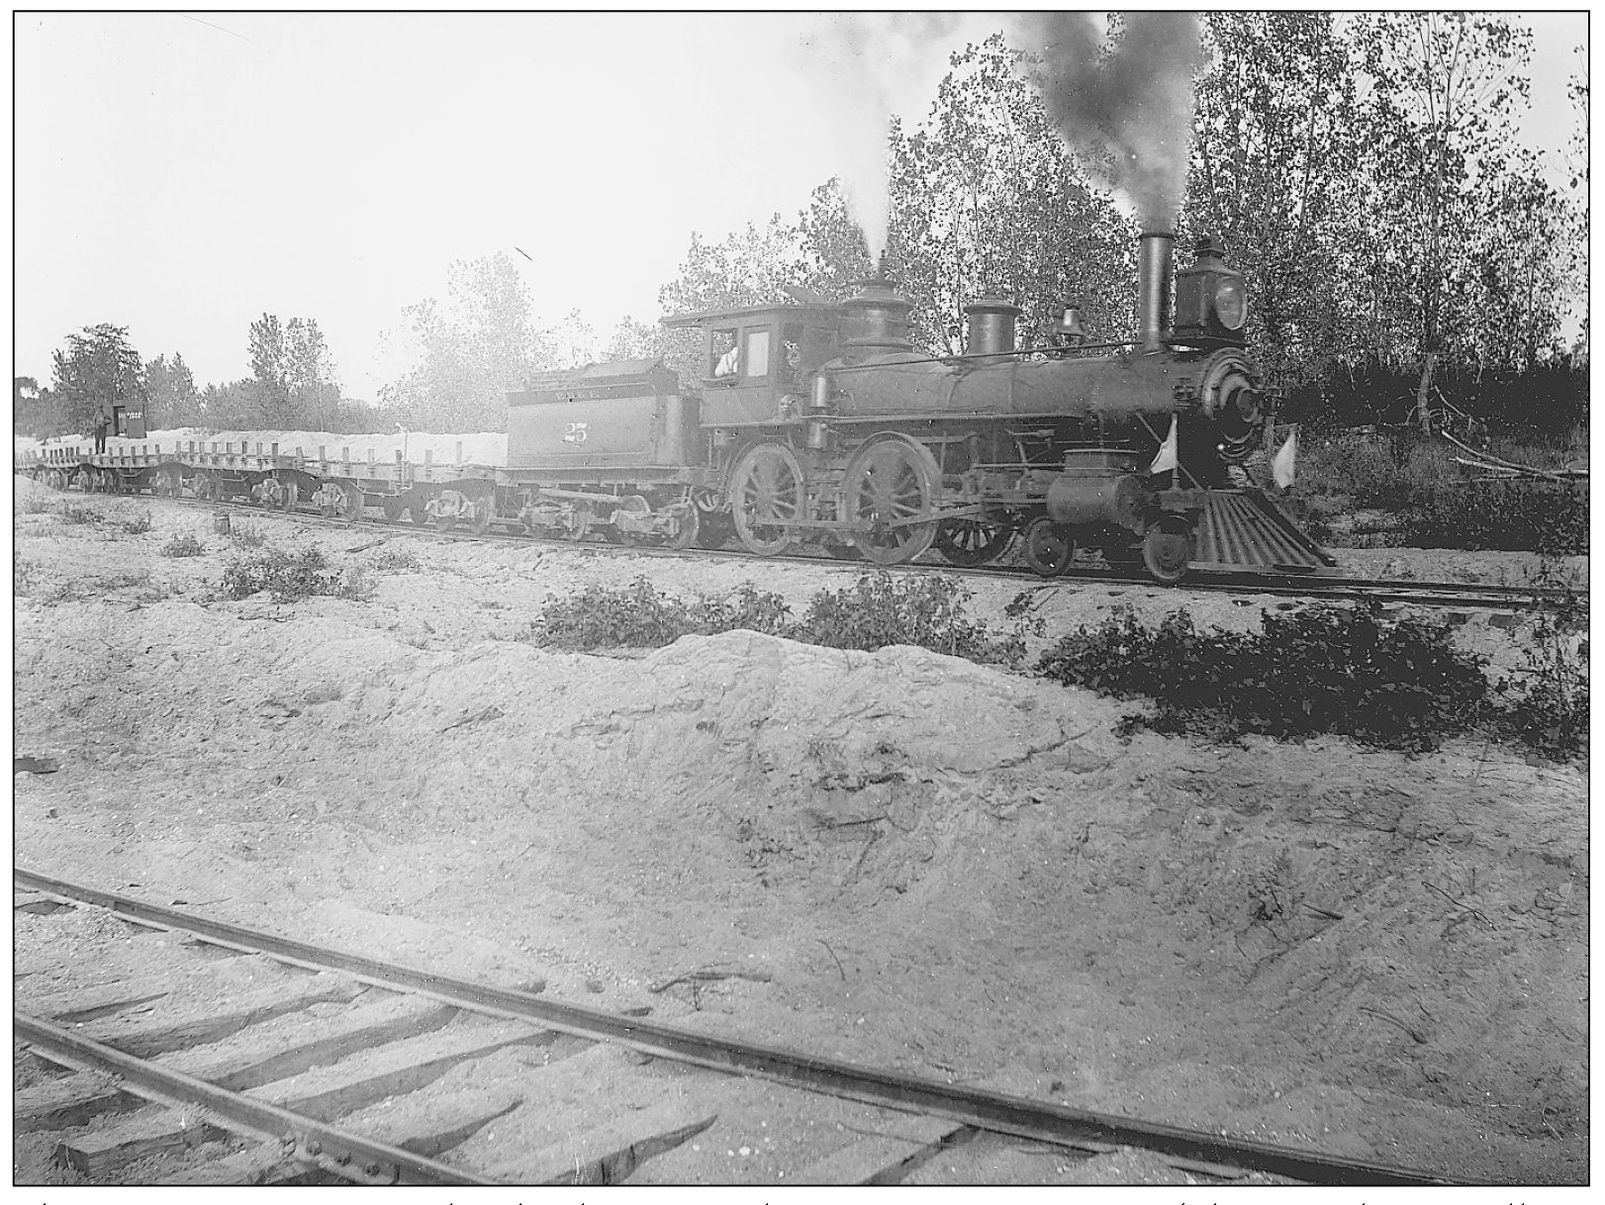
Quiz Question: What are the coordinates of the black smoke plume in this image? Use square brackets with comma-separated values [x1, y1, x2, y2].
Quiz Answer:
[1015, 12, 1203, 230]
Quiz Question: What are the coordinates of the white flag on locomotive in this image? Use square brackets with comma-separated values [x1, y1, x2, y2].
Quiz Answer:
[1148, 415, 1178, 475]
[1272, 425, 1298, 490]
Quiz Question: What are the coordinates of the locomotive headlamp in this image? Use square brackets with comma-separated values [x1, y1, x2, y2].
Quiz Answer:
[1172, 234, 1248, 346]
[1214, 276, 1247, 331]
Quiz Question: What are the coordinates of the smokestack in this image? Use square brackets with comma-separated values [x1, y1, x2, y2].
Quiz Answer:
[1137, 231, 1175, 353]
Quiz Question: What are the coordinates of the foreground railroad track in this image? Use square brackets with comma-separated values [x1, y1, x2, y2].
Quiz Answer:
[15, 868, 1451, 1187]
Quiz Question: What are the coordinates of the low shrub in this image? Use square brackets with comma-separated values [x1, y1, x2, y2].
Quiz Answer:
[532, 577, 711, 649]
[1492, 560, 1589, 761]
[218, 545, 370, 602]
[689, 582, 792, 635]
[1037, 603, 1489, 753]
[1302, 435, 1458, 511]
[14, 553, 38, 593]
[22, 494, 53, 515]
[1401, 479, 1588, 556]
[529, 572, 1025, 664]
[792, 573, 1023, 664]
[230, 522, 268, 549]
[368, 546, 421, 573]
[1299, 427, 1588, 554]
[161, 533, 205, 558]
[59, 503, 100, 525]
[120, 512, 154, 535]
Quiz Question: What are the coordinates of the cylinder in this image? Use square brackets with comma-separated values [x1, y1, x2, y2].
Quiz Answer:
[1045, 471, 1152, 532]
[1137, 231, 1175, 353]
[964, 297, 1022, 359]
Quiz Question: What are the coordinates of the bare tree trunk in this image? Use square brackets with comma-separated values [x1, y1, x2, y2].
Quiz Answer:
[1415, 350, 1437, 433]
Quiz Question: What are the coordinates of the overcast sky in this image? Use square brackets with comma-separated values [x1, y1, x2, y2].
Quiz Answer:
[12, 11, 1588, 403]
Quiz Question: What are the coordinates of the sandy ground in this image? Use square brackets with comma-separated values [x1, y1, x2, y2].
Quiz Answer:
[9, 478, 1588, 1186]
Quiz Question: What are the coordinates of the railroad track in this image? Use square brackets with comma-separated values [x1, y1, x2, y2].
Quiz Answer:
[32, 481, 1582, 613]
[15, 868, 1452, 1187]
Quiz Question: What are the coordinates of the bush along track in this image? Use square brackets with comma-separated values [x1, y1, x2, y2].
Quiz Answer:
[218, 544, 372, 603]
[529, 571, 1583, 763]
[1037, 600, 1586, 762]
[529, 572, 1036, 665]
[1489, 561, 1589, 761]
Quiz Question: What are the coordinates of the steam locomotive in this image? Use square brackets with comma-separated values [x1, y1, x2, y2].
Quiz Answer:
[18, 231, 1332, 584]
[498, 229, 1330, 581]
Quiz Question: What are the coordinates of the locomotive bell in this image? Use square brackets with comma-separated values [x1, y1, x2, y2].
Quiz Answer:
[1172, 234, 1248, 346]
[1054, 299, 1087, 345]
[839, 278, 914, 361]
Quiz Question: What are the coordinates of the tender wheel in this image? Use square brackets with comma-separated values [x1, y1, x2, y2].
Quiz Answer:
[276, 479, 299, 512]
[562, 506, 591, 542]
[1022, 516, 1075, 577]
[1142, 522, 1192, 584]
[843, 435, 940, 565]
[383, 495, 405, 522]
[664, 505, 700, 551]
[192, 473, 214, 501]
[729, 442, 804, 557]
[614, 494, 652, 545]
[935, 517, 1014, 567]
[322, 481, 363, 520]
[430, 492, 461, 533]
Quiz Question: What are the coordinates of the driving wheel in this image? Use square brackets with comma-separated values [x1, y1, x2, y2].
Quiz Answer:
[842, 435, 940, 565]
[729, 442, 804, 556]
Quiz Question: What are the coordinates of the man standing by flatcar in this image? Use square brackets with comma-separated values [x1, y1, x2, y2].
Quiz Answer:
[91, 395, 113, 454]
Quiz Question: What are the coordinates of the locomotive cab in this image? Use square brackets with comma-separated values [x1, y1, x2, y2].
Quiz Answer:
[662, 303, 841, 429]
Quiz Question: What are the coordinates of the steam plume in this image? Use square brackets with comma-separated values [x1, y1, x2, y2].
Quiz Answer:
[800, 13, 973, 267]
[1015, 12, 1203, 230]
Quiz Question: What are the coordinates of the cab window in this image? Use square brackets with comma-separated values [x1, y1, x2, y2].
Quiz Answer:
[711, 329, 739, 378]
[743, 329, 771, 379]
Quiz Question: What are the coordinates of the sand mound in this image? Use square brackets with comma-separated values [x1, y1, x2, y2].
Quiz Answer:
[10, 513, 1587, 1183]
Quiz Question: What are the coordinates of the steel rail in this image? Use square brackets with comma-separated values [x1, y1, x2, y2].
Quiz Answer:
[16, 867, 1453, 1187]
[99, 486, 1582, 611]
[14, 1013, 501, 1186]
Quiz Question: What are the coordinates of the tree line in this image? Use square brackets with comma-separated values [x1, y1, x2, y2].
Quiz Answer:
[16, 13, 1585, 441]
[15, 313, 382, 440]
